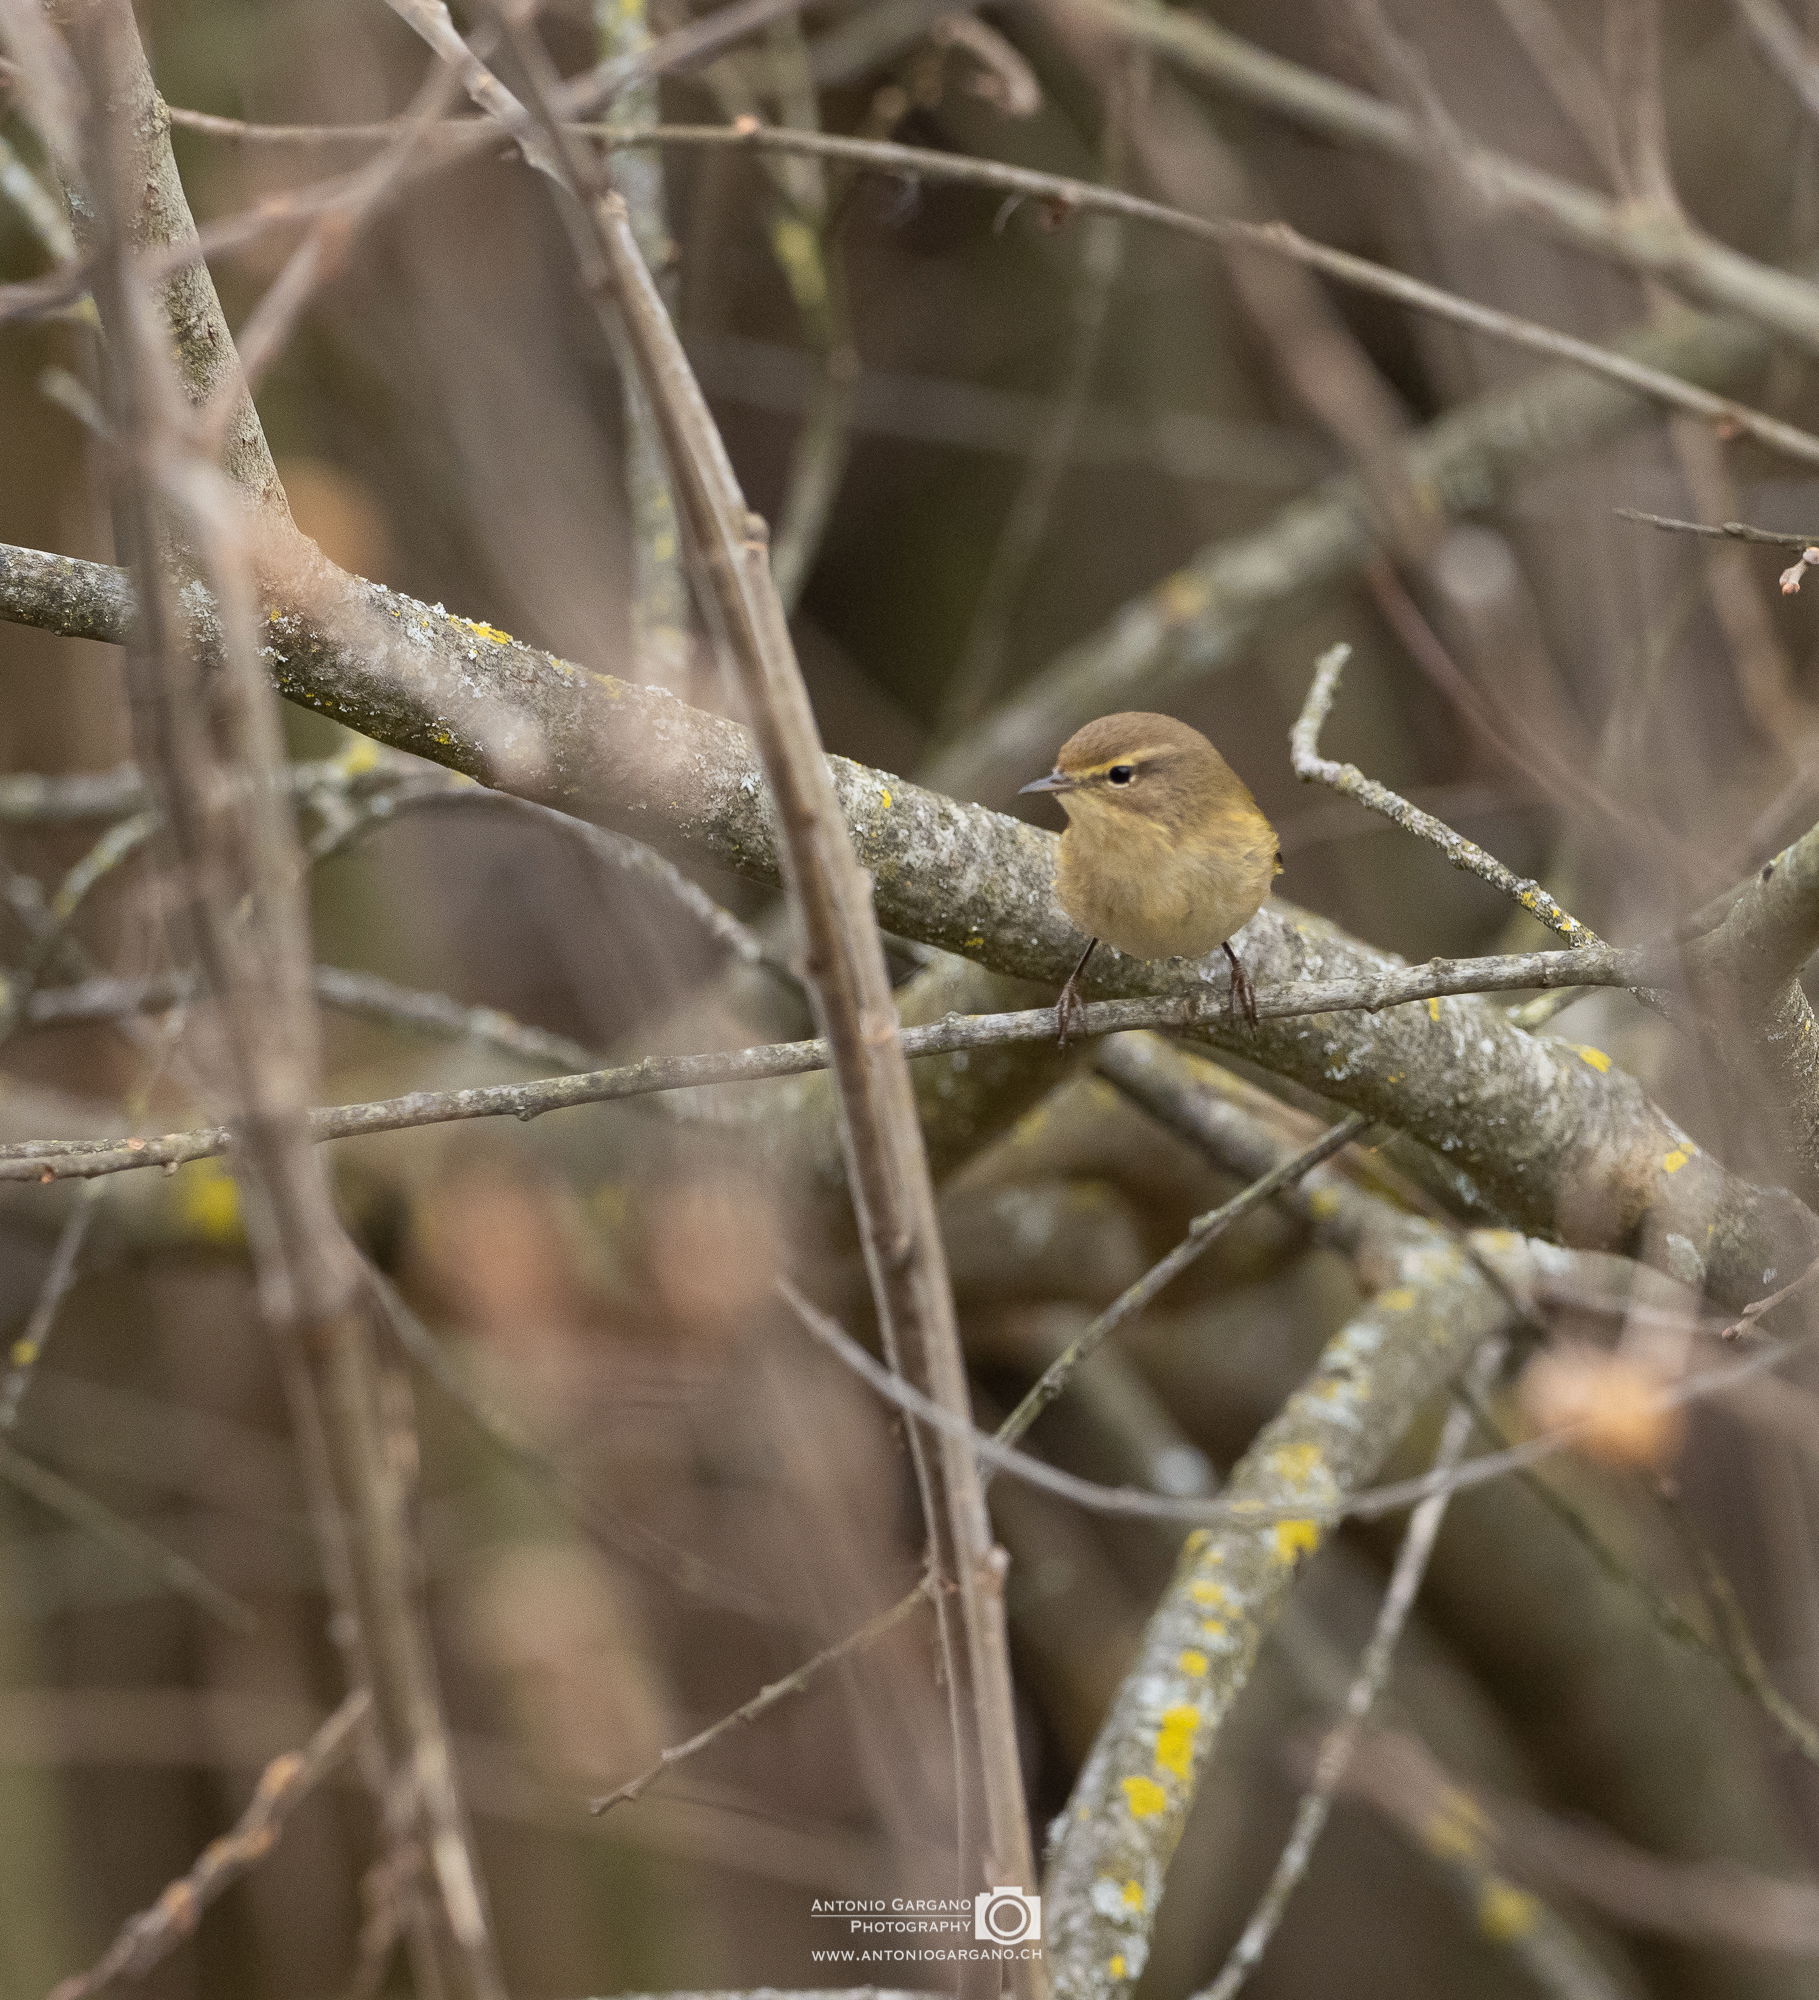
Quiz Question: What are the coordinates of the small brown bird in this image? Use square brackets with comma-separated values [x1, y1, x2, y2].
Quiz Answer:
[1020, 712, 1281, 1046]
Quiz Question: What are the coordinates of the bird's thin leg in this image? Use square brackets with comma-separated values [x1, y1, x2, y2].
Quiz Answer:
[1056, 938, 1098, 1048]
[1223, 940, 1259, 1030]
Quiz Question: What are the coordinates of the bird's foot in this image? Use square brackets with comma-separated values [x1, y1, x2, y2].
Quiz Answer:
[1055, 939, 1099, 1049]
[1224, 941, 1260, 1030]
[1055, 976, 1089, 1050]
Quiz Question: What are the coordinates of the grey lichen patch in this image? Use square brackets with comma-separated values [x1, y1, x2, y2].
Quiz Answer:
[0, 545, 136, 645]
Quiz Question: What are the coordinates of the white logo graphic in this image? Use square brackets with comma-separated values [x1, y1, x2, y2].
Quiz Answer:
[973, 1888, 1042, 1944]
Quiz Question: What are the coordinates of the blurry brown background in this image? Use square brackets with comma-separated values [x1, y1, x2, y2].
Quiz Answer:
[7, 2, 1819, 1997]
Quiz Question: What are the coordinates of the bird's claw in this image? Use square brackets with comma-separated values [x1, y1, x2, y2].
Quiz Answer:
[1224, 942, 1259, 1030]
[1055, 979, 1088, 1050]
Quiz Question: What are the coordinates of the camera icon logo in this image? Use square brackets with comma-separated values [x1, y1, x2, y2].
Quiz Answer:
[974, 1887, 1042, 1944]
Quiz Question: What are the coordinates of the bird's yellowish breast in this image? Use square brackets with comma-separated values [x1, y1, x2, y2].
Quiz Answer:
[1055, 802, 1276, 963]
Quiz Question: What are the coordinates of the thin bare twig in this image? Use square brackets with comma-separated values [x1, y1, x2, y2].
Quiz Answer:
[590, 1578, 936, 1813]
[995, 1110, 1373, 1450]
[1068, 0, 1819, 358]
[18, 963, 607, 1075]
[0, 780, 197, 1382]
[1292, 643, 1596, 946]
[0, 1431, 256, 1631]
[944, 214, 1128, 732]
[205, 62, 475, 459]
[589, 1112, 1357, 1824]
[598, 1102, 1361, 1823]
[344, 1770, 424, 2000]
[402, 120, 1819, 477]
[1449, 1372, 1819, 1772]
[1127, 1038, 1819, 1781]
[366, 1270, 773, 1620]
[45, 1690, 370, 2000]
[0, 1171, 102, 1429]
[0, 971, 1658, 1186]
[1616, 506, 1819, 550]
[0, 810, 156, 1045]
[593, 1109, 1379, 1822]
[591, 1105, 1400, 1834]
[24, 107, 1819, 478]
[689, 20, 856, 614]
[309, 778, 794, 981]
[781, 1237, 1819, 1537]
[0, 1, 820, 336]
[1652, 1477, 1819, 1765]
[22, 925, 1649, 1084]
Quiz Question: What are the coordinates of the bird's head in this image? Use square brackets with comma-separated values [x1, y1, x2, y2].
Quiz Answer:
[1019, 711, 1239, 838]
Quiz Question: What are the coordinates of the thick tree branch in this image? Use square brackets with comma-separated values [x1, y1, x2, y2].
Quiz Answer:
[0, 537, 1809, 1306]
[1042, 1202, 1513, 1998]
[1197, 1342, 1503, 2000]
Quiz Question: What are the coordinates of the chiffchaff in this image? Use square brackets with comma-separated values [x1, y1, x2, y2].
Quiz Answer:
[1020, 712, 1281, 1046]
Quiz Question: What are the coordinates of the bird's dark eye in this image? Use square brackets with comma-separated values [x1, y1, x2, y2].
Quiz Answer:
[1106, 764, 1136, 785]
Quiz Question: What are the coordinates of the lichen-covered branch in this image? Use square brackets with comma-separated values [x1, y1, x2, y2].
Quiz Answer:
[1041, 1224, 1512, 1998]
[62, 0, 286, 514]
[1196, 1342, 1502, 2000]
[0, 537, 1808, 1305]
[1097, 1030, 1819, 1771]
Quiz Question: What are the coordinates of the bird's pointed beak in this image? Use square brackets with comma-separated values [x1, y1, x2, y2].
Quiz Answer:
[1019, 768, 1075, 795]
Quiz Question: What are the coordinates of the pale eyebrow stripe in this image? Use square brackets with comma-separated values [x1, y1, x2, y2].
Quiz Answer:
[1079, 746, 1178, 773]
